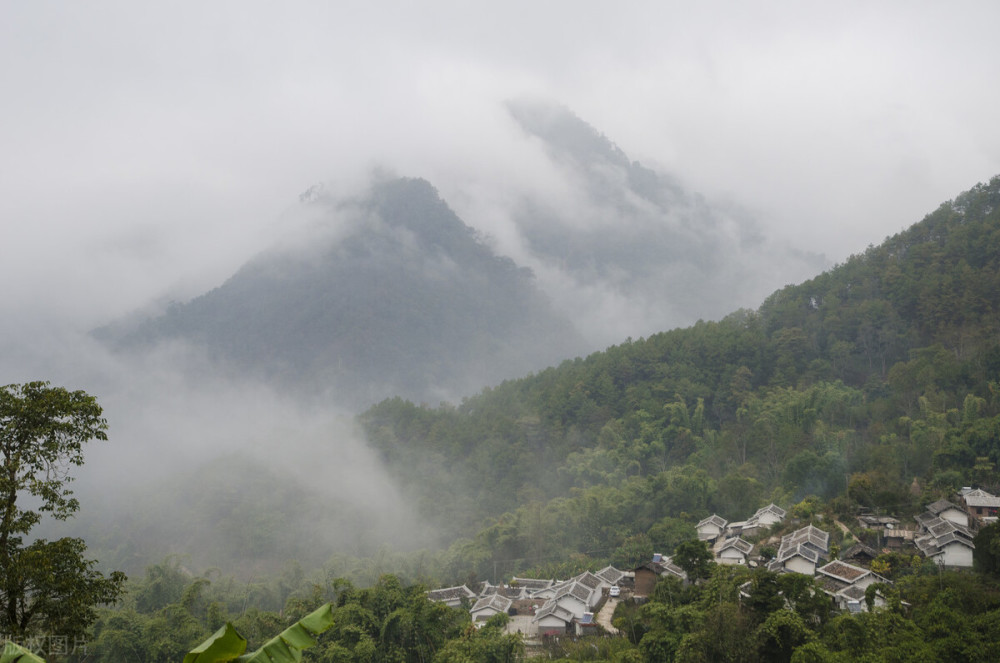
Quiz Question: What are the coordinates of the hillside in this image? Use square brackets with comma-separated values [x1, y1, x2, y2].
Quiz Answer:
[97, 176, 587, 409]
[360, 175, 1000, 571]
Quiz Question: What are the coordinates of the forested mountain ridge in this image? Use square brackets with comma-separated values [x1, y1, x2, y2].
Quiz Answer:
[361, 176, 1000, 567]
[96, 176, 587, 409]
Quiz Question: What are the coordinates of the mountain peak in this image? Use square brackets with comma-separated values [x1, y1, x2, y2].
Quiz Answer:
[99, 175, 587, 409]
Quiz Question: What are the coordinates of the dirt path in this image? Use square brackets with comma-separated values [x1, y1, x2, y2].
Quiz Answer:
[595, 597, 619, 634]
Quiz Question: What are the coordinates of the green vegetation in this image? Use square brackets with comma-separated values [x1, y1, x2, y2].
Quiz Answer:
[0, 382, 125, 649]
[360, 176, 1000, 582]
[23, 175, 1000, 660]
[60, 559, 1000, 663]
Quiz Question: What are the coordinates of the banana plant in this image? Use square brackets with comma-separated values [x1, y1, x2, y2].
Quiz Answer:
[184, 603, 335, 663]
[0, 642, 45, 663]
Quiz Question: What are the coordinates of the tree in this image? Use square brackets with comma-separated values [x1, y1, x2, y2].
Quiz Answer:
[973, 523, 1000, 576]
[0, 381, 125, 642]
[672, 539, 715, 582]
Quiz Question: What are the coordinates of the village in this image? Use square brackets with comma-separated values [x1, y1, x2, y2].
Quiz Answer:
[426, 487, 999, 644]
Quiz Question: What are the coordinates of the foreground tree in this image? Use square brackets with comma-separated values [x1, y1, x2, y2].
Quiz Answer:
[0, 382, 125, 644]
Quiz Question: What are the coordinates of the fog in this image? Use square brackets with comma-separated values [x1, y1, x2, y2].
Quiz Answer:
[3, 1, 1000, 574]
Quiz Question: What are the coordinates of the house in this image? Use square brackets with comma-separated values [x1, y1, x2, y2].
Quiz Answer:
[551, 580, 599, 614]
[533, 602, 576, 634]
[725, 520, 749, 538]
[767, 525, 830, 575]
[697, 514, 728, 542]
[427, 585, 477, 608]
[914, 516, 975, 568]
[839, 542, 879, 566]
[478, 582, 528, 601]
[511, 577, 555, 593]
[926, 499, 969, 528]
[960, 488, 1000, 522]
[815, 559, 893, 613]
[574, 612, 601, 636]
[780, 525, 830, 557]
[857, 514, 900, 531]
[751, 503, 787, 528]
[768, 543, 822, 575]
[729, 504, 788, 539]
[817, 561, 885, 591]
[594, 565, 625, 587]
[715, 537, 754, 565]
[470, 594, 512, 624]
[572, 571, 606, 595]
[833, 583, 887, 614]
[529, 578, 600, 636]
[633, 556, 687, 596]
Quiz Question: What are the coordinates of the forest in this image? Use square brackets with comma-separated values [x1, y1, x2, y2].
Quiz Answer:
[15, 175, 1000, 661]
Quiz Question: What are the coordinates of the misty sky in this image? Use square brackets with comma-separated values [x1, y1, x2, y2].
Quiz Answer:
[3, 0, 1000, 335]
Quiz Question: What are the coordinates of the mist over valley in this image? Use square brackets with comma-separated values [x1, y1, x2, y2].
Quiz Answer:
[5, 4, 1000, 658]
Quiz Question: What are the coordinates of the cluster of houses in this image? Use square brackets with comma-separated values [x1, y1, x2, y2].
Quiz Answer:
[692, 510, 889, 613]
[429, 487, 1000, 633]
[427, 566, 627, 636]
[695, 503, 788, 566]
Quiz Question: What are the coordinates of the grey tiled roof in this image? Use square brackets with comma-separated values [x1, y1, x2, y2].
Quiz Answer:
[697, 514, 728, 529]
[964, 489, 1000, 508]
[574, 571, 603, 590]
[718, 537, 754, 555]
[595, 566, 624, 584]
[511, 577, 554, 591]
[532, 602, 575, 624]
[471, 594, 512, 614]
[817, 560, 869, 583]
[927, 499, 962, 515]
[427, 585, 476, 602]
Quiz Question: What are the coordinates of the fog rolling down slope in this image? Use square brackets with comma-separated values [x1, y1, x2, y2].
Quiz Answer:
[503, 98, 828, 347]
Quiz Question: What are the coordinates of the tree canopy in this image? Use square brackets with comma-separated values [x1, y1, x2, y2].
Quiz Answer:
[0, 382, 124, 644]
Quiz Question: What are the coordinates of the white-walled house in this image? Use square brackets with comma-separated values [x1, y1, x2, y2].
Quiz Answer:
[752, 503, 787, 528]
[926, 499, 969, 528]
[767, 524, 831, 575]
[697, 514, 728, 542]
[915, 509, 976, 568]
[915, 524, 975, 568]
[533, 603, 576, 634]
[470, 594, 512, 625]
[715, 537, 754, 565]
[816, 560, 886, 594]
[769, 543, 822, 575]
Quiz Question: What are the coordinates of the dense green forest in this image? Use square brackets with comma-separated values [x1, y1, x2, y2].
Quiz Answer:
[357, 175, 1000, 583]
[44, 175, 1000, 661]
[75, 541, 1000, 662]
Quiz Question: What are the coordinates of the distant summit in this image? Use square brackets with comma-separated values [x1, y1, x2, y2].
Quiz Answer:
[504, 98, 827, 343]
[98, 176, 587, 409]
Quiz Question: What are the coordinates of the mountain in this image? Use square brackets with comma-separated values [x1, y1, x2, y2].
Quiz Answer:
[97, 176, 587, 409]
[503, 98, 828, 344]
[360, 175, 1000, 549]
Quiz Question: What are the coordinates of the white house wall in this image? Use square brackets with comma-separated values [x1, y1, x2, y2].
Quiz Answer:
[785, 556, 817, 576]
[941, 543, 974, 568]
[940, 508, 970, 528]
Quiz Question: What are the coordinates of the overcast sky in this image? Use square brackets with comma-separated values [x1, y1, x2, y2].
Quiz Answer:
[3, 0, 1000, 335]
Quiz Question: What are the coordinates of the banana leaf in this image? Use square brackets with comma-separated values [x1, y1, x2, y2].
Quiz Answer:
[184, 603, 334, 663]
[183, 623, 248, 663]
[239, 604, 335, 663]
[0, 641, 45, 663]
